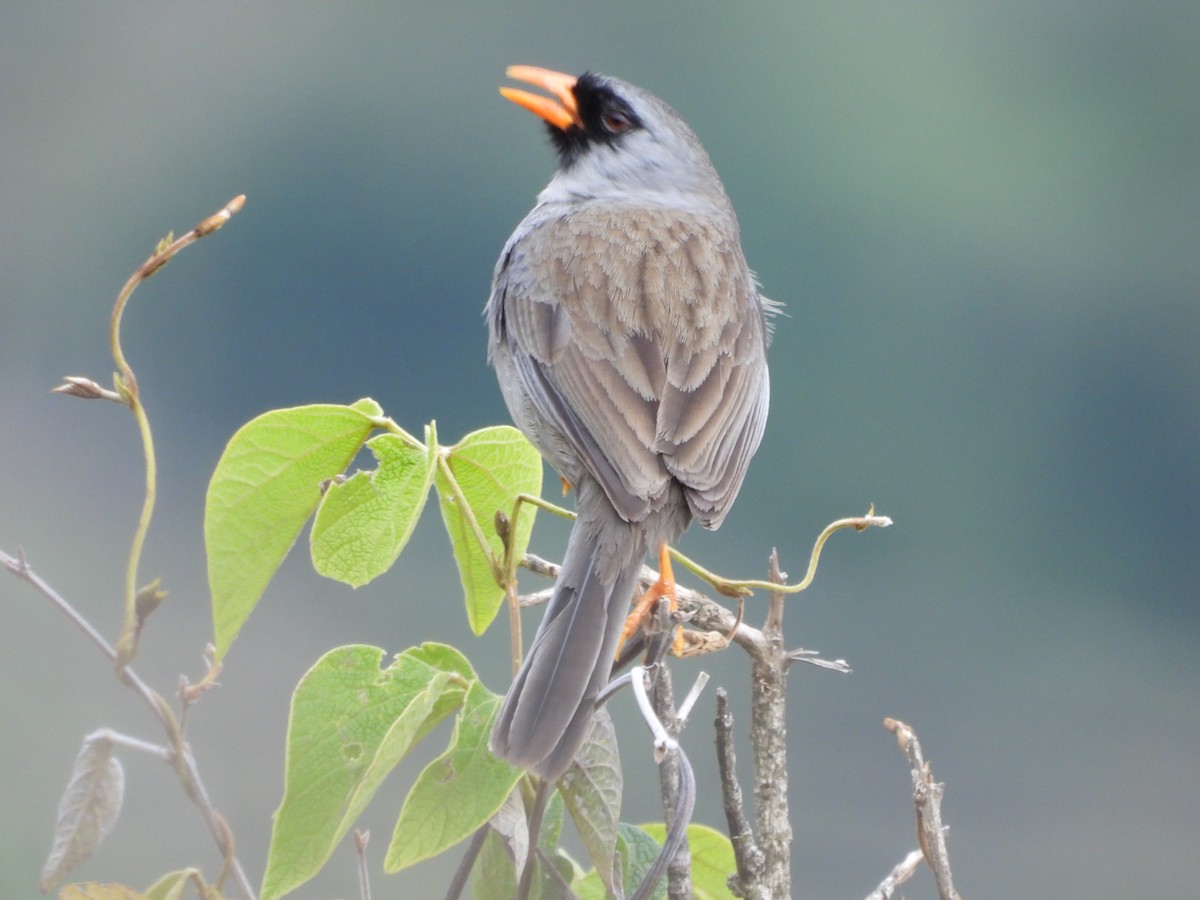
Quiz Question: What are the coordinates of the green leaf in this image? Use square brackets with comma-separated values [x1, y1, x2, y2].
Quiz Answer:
[538, 788, 566, 858]
[616, 824, 667, 899]
[571, 824, 665, 900]
[310, 430, 436, 587]
[349, 398, 384, 417]
[385, 680, 523, 872]
[559, 708, 623, 896]
[206, 402, 381, 659]
[260, 644, 470, 900]
[474, 791, 524, 900]
[527, 795, 575, 899]
[144, 868, 221, 900]
[474, 834, 576, 900]
[639, 822, 738, 899]
[474, 787, 569, 900]
[435, 425, 542, 634]
[570, 869, 606, 900]
[407, 640, 478, 682]
[474, 827, 521, 900]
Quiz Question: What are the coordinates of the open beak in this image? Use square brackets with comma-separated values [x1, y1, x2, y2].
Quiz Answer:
[500, 65, 580, 131]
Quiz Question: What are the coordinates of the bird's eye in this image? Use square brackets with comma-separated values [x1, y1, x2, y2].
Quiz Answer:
[602, 110, 633, 134]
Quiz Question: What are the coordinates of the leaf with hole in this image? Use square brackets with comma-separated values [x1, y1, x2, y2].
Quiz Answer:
[310, 427, 436, 587]
[260, 643, 471, 900]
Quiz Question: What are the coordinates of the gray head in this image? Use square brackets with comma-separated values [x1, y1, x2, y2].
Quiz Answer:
[502, 66, 732, 215]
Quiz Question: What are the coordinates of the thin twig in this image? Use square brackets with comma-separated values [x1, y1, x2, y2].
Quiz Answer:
[629, 666, 677, 757]
[650, 664, 692, 900]
[715, 689, 764, 899]
[764, 549, 786, 637]
[504, 565, 524, 676]
[675, 671, 709, 726]
[515, 780, 552, 900]
[444, 825, 488, 900]
[353, 829, 371, 900]
[5, 549, 119, 662]
[495, 506, 524, 676]
[785, 648, 852, 673]
[3, 548, 257, 898]
[519, 551, 560, 580]
[864, 848, 925, 900]
[38, 197, 253, 893]
[883, 718, 960, 900]
[85, 728, 171, 760]
[517, 586, 554, 608]
[95, 195, 245, 665]
[670, 509, 892, 597]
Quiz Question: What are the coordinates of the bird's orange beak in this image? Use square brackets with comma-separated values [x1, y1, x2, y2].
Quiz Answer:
[501, 65, 581, 131]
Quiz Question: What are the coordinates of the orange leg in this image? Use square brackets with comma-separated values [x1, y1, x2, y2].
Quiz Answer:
[618, 543, 684, 656]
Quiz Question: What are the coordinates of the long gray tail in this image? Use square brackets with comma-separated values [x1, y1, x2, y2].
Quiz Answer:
[490, 477, 646, 781]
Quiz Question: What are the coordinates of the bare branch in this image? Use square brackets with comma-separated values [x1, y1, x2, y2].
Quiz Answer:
[516, 512, 885, 900]
[517, 587, 554, 608]
[675, 671, 709, 726]
[751, 554, 792, 898]
[764, 548, 786, 636]
[629, 665, 678, 759]
[883, 718, 960, 900]
[2, 547, 257, 899]
[4, 548, 121, 663]
[715, 688, 765, 899]
[864, 848, 925, 900]
[785, 647, 852, 673]
[519, 551, 560, 580]
[649, 665, 692, 900]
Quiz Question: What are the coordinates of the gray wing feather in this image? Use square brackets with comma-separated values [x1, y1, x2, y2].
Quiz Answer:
[489, 206, 769, 528]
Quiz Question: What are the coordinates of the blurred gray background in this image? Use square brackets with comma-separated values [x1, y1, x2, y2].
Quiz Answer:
[2, 3, 1197, 897]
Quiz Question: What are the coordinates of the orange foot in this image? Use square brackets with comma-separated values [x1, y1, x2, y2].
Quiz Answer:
[618, 543, 685, 657]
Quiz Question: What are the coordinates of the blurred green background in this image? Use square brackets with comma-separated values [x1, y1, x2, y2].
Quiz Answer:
[2, 2, 1197, 897]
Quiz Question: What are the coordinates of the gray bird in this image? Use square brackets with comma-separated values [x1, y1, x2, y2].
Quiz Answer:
[487, 66, 773, 780]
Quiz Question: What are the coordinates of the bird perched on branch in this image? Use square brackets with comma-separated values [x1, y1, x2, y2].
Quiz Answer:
[488, 66, 773, 780]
